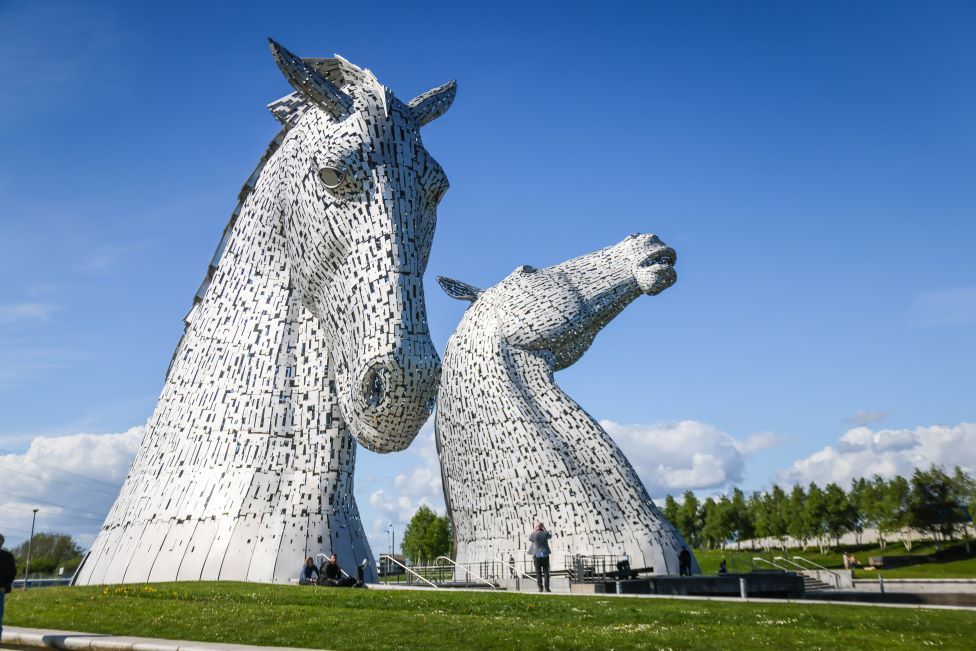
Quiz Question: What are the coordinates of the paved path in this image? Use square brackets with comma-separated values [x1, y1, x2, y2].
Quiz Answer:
[0, 627, 327, 651]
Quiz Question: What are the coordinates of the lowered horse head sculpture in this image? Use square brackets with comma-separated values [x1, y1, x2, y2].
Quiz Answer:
[266, 40, 454, 452]
[435, 234, 694, 575]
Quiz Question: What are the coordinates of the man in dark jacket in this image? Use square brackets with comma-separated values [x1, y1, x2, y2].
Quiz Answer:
[528, 522, 552, 592]
[0, 534, 18, 639]
[321, 554, 357, 587]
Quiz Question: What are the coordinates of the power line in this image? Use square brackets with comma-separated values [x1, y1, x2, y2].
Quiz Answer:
[0, 447, 122, 488]
[2, 503, 104, 523]
[0, 525, 32, 534]
[0, 464, 119, 495]
[0, 489, 108, 518]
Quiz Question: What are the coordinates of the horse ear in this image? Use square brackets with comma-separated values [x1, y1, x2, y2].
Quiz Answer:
[437, 276, 481, 303]
[268, 38, 353, 119]
[408, 80, 457, 126]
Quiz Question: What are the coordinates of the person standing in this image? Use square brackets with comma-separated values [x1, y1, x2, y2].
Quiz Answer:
[678, 546, 692, 577]
[0, 534, 17, 640]
[528, 522, 552, 593]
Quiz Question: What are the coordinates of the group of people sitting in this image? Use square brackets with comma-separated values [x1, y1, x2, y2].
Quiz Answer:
[299, 554, 365, 588]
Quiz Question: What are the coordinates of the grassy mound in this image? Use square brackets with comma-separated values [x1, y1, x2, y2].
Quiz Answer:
[5, 582, 975, 650]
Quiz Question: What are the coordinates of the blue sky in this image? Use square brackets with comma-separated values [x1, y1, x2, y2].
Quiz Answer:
[1, 0, 974, 553]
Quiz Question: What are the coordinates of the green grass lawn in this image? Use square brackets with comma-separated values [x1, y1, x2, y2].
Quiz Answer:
[694, 540, 976, 579]
[5, 582, 975, 650]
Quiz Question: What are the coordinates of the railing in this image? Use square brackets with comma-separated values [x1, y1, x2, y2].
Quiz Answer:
[435, 556, 497, 589]
[568, 554, 636, 583]
[791, 555, 844, 588]
[495, 556, 535, 582]
[773, 556, 810, 572]
[752, 557, 791, 572]
[379, 554, 439, 588]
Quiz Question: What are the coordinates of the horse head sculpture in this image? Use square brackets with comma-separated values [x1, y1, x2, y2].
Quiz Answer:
[265, 40, 454, 452]
[440, 233, 676, 369]
[435, 234, 690, 574]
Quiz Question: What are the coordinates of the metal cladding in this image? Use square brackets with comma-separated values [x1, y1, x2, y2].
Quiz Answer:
[435, 234, 695, 575]
[74, 43, 455, 585]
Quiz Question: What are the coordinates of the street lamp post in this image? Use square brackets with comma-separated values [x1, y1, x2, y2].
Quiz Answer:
[24, 508, 38, 589]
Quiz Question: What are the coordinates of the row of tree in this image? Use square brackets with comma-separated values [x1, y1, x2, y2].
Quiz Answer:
[9, 532, 85, 576]
[662, 465, 976, 553]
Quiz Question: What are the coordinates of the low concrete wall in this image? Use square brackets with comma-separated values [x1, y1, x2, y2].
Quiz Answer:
[0, 626, 317, 651]
[804, 592, 976, 607]
[853, 579, 976, 594]
[572, 572, 804, 598]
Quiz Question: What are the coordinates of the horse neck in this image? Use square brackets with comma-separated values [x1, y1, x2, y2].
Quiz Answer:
[146, 141, 348, 465]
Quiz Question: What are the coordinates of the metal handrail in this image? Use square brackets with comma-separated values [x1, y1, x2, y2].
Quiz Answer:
[496, 556, 535, 582]
[792, 556, 843, 581]
[435, 556, 497, 589]
[773, 556, 809, 571]
[380, 554, 438, 588]
[792, 556, 839, 575]
[752, 557, 791, 571]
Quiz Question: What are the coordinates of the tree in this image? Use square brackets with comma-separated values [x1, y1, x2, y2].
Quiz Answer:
[803, 483, 829, 554]
[785, 484, 808, 548]
[950, 466, 976, 552]
[401, 506, 451, 564]
[12, 532, 84, 576]
[663, 495, 680, 528]
[823, 483, 857, 548]
[749, 490, 772, 550]
[728, 488, 754, 550]
[676, 491, 701, 548]
[879, 475, 912, 551]
[763, 485, 790, 550]
[848, 477, 869, 545]
[907, 466, 967, 544]
[699, 497, 721, 549]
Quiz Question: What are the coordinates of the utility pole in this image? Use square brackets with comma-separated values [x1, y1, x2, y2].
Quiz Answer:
[24, 508, 38, 589]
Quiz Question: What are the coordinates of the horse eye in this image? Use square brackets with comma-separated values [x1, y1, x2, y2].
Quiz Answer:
[318, 167, 343, 189]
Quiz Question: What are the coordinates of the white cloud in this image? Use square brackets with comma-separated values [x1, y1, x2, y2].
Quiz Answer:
[779, 422, 976, 486]
[600, 419, 780, 496]
[0, 303, 57, 324]
[909, 287, 976, 328]
[0, 427, 142, 549]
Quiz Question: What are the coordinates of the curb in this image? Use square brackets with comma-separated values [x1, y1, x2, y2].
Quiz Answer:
[0, 627, 327, 651]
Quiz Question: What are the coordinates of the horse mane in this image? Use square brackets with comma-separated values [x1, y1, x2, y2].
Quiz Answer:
[165, 56, 384, 381]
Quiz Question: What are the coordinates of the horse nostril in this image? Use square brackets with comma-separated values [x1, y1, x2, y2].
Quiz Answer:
[365, 368, 387, 408]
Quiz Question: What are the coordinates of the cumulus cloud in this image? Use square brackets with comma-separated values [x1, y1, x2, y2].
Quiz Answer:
[779, 422, 976, 486]
[357, 417, 446, 555]
[0, 427, 142, 548]
[600, 420, 781, 496]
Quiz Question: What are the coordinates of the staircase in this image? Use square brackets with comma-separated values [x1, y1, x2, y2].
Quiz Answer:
[800, 574, 834, 592]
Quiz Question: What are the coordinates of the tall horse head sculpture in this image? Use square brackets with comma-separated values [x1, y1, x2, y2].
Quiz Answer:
[266, 40, 451, 452]
[74, 42, 455, 586]
[436, 234, 697, 575]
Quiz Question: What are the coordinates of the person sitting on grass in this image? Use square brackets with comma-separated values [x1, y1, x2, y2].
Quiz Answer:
[299, 557, 319, 585]
[321, 554, 358, 587]
[718, 559, 728, 574]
